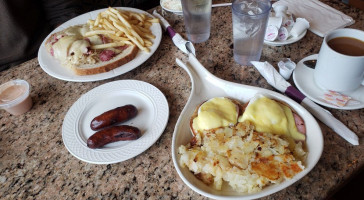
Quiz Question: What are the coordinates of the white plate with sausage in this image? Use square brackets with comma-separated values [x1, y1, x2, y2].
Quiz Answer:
[38, 7, 162, 82]
[172, 54, 323, 199]
[62, 80, 169, 164]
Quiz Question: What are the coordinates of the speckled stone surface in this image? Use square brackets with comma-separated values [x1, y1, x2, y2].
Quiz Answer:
[0, 0, 363, 199]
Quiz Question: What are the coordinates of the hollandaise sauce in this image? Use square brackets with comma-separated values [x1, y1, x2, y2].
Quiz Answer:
[192, 97, 238, 131]
[239, 95, 305, 141]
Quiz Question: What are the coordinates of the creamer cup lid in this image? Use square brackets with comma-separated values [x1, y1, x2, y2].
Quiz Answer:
[0, 80, 30, 109]
[265, 25, 279, 41]
[278, 27, 289, 41]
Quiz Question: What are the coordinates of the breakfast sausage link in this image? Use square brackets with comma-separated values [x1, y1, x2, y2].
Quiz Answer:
[87, 125, 141, 149]
[90, 104, 138, 131]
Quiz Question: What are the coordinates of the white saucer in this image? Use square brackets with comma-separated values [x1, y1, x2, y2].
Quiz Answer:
[293, 54, 364, 110]
[264, 30, 307, 47]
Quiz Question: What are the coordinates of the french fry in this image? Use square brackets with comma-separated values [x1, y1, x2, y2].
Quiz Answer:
[87, 19, 94, 25]
[84, 30, 115, 37]
[94, 13, 101, 26]
[119, 12, 130, 20]
[129, 19, 139, 25]
[116, 31, 124, 37]
[144, 40, 153, 47]
[128, 28, 144, 46]
[143, 22, 153, 28]
[91, 42, 126, 49]
[125, 32, 149, 52]
[130, 13, 144, 22]
[113, 21, 131, 36]
[106, 34, 130, 41]
[105, 10, 117, 18]
[138, 26, 154, 34]
[147, 18, 159, 23]
[116, 9, 130, 20]
[103, 19, 117, 31]
[109, 7, 132, 28]
[123, 40, 134, 45]
[132, 25, 155, 40]
[87, 7, 159, 52]
[108, 15, 120, 26]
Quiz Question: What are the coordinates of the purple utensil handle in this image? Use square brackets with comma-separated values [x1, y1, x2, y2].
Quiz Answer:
[285, 86, 306, 103]
[166, 26, 176, 38]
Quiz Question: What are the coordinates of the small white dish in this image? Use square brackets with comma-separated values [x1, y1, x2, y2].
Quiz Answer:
[172, 54, 323, 199]
[160, 0, 183, 15]
[62, 80, 169, 164]
[293, 54, 364, 110]
[264, 29, 307, 46]
[38, 7, 162, 82]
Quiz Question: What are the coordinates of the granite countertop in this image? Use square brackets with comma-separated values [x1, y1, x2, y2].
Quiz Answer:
[1, 0, 363, 199]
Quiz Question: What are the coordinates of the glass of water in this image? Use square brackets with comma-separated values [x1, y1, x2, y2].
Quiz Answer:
[232, 0, 271, 65]
[181, 0, 212, 43]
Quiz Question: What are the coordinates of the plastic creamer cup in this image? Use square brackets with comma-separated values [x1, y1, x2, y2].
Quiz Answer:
[273, 5, 288, 18]
[290, 18, 310, 37]
[267, 16, 283, 29]
[278, 58, 296, 80]
[0, 80, 33, 115]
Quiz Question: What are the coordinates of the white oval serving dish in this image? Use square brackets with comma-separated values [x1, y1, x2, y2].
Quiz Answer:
[172, 54, 323, 199]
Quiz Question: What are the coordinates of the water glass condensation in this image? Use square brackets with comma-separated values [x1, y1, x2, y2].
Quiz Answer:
[232, 0, 271, 65]
[181, 0, 212, 43]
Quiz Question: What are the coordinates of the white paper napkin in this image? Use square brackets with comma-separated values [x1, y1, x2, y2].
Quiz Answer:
[273, 0, 355, 37]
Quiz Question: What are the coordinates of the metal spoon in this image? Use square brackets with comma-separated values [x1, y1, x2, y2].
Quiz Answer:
[303, 59, 317, 69]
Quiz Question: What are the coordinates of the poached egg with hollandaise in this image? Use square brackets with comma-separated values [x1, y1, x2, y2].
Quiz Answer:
[191, 97, 240, 134]
[238, 94, 306, 142]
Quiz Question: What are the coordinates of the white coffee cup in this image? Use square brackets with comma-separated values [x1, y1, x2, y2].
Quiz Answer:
[314, 28, 364, 92]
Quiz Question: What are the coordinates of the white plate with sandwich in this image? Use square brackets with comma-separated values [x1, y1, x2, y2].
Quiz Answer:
[172, 54, 323, 199]
[38, 7, 162, 82]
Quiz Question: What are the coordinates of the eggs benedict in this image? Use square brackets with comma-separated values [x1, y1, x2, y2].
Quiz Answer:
[238, 94, 306, 142]
[190, 97, 243, 135]
[180, 95, 307, 193]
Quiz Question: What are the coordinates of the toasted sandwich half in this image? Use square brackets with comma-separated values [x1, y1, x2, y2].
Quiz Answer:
[45, 24, 138, 75]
